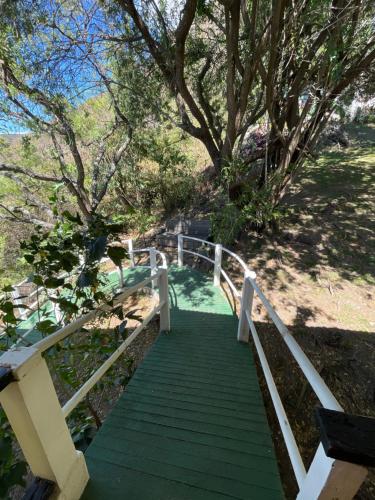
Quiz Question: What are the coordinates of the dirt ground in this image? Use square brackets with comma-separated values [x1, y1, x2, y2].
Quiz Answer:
[230, 124, 375, 498]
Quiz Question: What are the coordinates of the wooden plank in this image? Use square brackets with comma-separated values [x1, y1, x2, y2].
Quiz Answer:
[82, 266, 283, 499]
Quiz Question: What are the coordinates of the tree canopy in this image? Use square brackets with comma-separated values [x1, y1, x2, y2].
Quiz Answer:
[0, 0, 374, 225]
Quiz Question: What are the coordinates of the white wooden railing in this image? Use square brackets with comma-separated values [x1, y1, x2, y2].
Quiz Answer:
[0, 241, 167, 345]
[0, 236, 370, 499]
[0, 246, 169, 499]
[177, 234, 368, 500]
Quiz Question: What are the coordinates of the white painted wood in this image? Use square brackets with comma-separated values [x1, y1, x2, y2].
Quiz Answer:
[237, 274, 254, 342]
[128, 238, 135, 267]
[54, 302, 63, 323]
[220, 269, 241, 298]
[179, 235, 215, 247]
[248, 276, 342, 412]
[33, 271, 163, 353]
[246, 311, 307, 487]
[178, 234, 183, 267]
[221, 247, 256, 279]
[0, 347, 89, 498]
[297, 444, 367, 500]
[213, 244, 222, 287]
[11, 288, 27, 320]
[62, 301, 163, 417]
[159, 268, 170, 332]
[182, 249, 215, 264]
[150, 247, 157, 290]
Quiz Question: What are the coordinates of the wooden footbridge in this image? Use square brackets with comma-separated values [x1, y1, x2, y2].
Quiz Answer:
[0, 236, 373, 499]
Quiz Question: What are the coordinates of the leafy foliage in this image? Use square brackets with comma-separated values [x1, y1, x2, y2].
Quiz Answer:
[0, 208, 134, 497]
[0, 409, 27, 499]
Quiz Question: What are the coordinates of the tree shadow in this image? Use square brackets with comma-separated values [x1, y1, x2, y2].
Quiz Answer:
[168, 265, 216, 310]
[233, 124, 375, 290]
[252, 319, 375, 499]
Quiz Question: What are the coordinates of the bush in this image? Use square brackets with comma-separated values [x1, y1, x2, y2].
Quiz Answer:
[211, 203, 245, 245]
[118, 128, 196, 214]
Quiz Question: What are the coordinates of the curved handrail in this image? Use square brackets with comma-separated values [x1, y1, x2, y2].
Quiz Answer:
[175, 233, 344, 491]
[221, 246, 256, 279]
[177, 234, 256, 299]
[131, 247, 168, 269]
[1, 244, 167, 343]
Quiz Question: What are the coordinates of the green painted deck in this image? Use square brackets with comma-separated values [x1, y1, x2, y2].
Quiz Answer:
[82, 266, 283, 500]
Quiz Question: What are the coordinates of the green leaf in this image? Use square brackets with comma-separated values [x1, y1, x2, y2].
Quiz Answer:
[107, 246, 127, 267]
[0, 436, 12, 465]
[7, 461, 27, 487]
[36, 320, 58, 335]
[24, 253, 35, 264]
[44, 277, 65, 289]
[0, 301, 15, 314]
[32, 274, 44, 286]
[81, 299, 94, 310]
[62, 210, 83, 225]
[87, 236, 107, 262]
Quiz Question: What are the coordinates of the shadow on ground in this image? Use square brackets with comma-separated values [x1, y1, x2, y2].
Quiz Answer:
[253, 320, 375, 499]
[234, 124, 375, 289]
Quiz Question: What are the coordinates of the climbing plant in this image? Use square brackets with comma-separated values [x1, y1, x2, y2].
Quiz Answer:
[0, 207, 139, 497]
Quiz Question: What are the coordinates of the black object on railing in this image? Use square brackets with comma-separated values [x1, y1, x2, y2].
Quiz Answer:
[315, 407, 375, 467]
[22, 477, 55, 500]
[0, 366, 14, 392]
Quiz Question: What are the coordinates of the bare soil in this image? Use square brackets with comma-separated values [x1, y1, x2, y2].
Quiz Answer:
[231, 124, 375, 498]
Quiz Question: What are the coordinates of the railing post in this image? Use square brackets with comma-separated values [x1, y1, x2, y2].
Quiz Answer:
[237, 272, 255, 342]
[11, 287, 27, 320]
[128, 239, 135, 268]
[177, 234, 183, 267]
[150, 247, 157, 290]
[296, 444, 367, 500]
[54, 302, 63, 324]
[213, 244, 222, 287]
[158, 267, 170, 332]
[0, 347, 89, 498]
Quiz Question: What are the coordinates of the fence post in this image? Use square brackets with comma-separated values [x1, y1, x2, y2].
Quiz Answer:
[237, 273, 255, 342]
[177, 234, 183, 267]
[128, 239, 135, 267]
[158, 267, 170, 332]
[296, 444, 367, 500]
[213, 244, 222, 287]
[11, 287, 27, 320]
[0, 347, 89, 498]
[150, 247, 157, 290]
[54, 302, 63, 324]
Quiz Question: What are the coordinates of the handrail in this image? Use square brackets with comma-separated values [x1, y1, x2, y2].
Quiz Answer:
[33, 271, 163, 354]
[176, 233, 349, 494]
[0, 243, 165, 340]
[177, 234, 255, 300]
[62, 299, 164, 417]
[131, 247, 168, 268]
[182, 249, 215, 265]
[246, 309, 307, 487]
[247, 275, 342, 412]
[179, 235, 216, 247]
[0, 245, 170, 499]
[221, 246, 256, 279]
